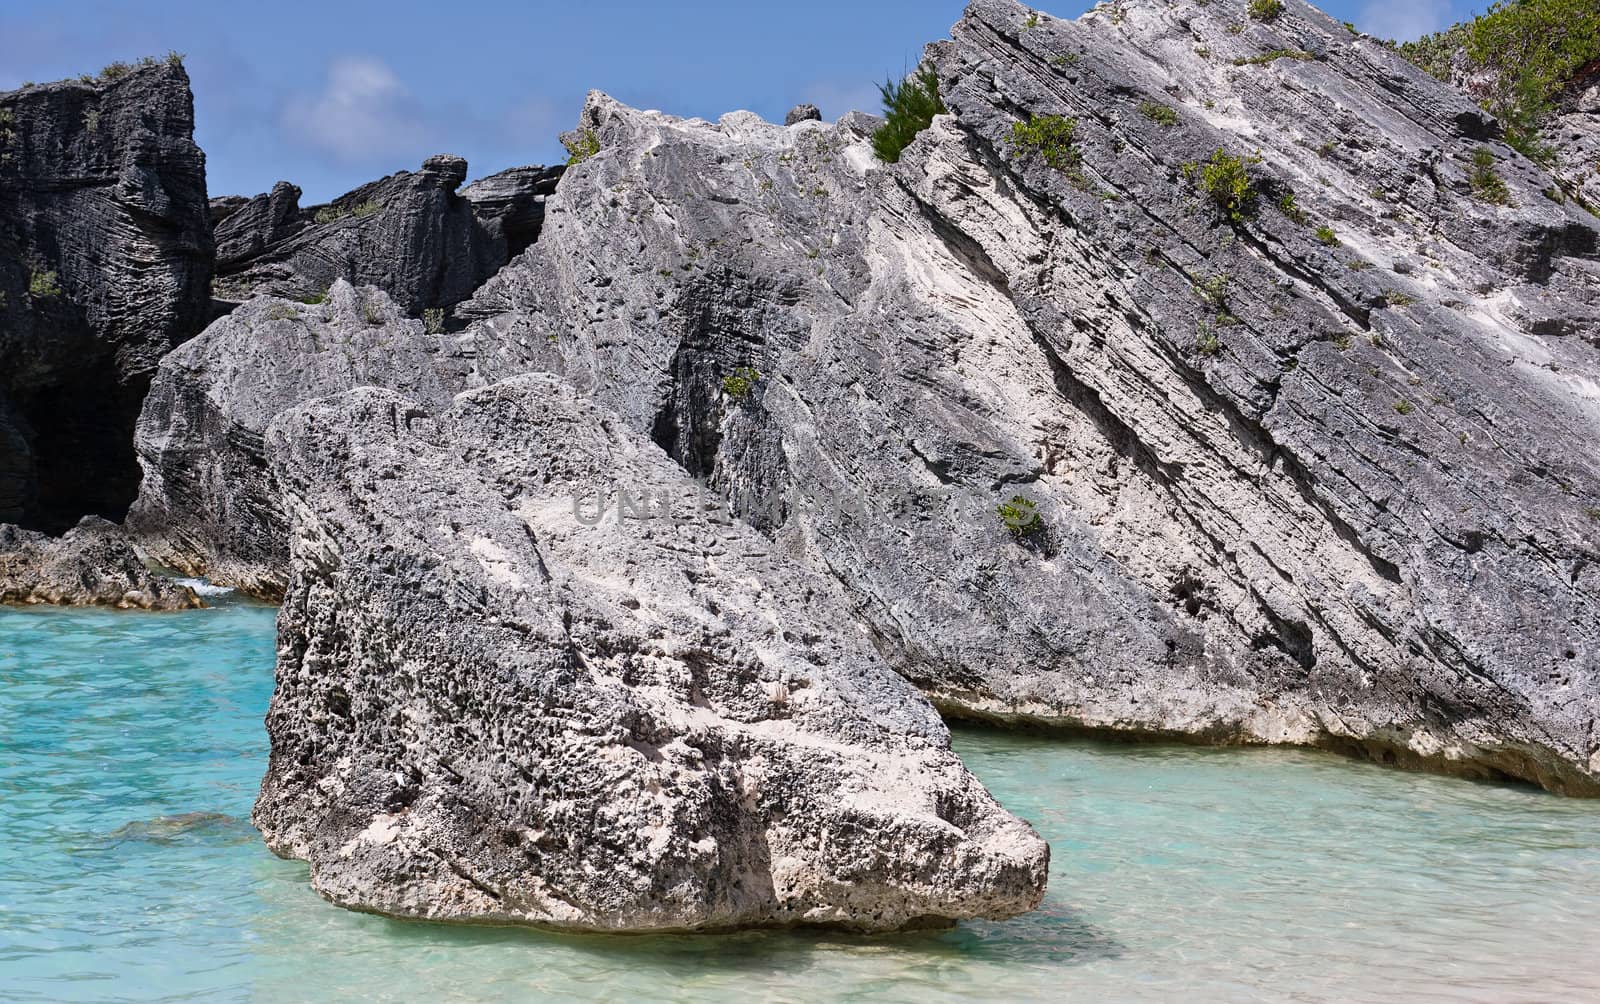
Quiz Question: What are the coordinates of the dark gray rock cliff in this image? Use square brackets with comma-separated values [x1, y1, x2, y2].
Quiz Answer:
[0, 62, 212, 533]
[210, 158, 562, 316]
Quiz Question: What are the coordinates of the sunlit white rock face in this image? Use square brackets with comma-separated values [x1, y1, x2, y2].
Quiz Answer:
[452, 0, 1600, 792]
[252, 377, 1049, 931]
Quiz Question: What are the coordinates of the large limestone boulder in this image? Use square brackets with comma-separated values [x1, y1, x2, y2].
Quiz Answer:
[126, 280, 474, 599]
[452, 0, 1600, 792]
[253, 376, 1048, 930]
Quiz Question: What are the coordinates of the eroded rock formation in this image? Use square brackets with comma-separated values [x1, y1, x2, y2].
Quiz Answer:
[210, 158, 562, 315]
[447, 0, 1600, 792]
[1, 516, 201, 609]
[252, 377, 1048, 930]
[127, 280, 485, 599]
[0, 62, 212, 532]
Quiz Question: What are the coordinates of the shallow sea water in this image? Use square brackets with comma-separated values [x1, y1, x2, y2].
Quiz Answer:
[4, 602, 1599, 1002]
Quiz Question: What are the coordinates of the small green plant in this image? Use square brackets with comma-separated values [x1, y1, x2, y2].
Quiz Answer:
[1139, 101, 1179, 126]
[98, 61, 133, 82]
[363, 299, 384, 325]
[1195, 46, 1212, 59]
[1023, 13, 1040, 30]
[1183, 148, 1257, 222]
[722, 366, 761, 399]
[266, 304, 298, 321]
[1007, 114, 1081, 172]
[1394, 400, 1415, 415]
[1383, 289, 1417, 307]
[1197, 273, 1231, 309]
[1468, 147, 1510, 205]
[1585, 507, 1600, 522]
[1278, 192, 1307, 224]
[352, 199, 382, 219]
[1249, 0, 1285, 20]
[1332, 333, 1354, 350]
[1347, 259, 1373, 271]
[1195, 327, 1222, 356]
[298, 289, 328, 305]
[1232, 49, 1316, 66]
[564, 128, 601, 165]
[997, 495, 1044, 538]
[423, 307, 445, 334]
[313, 205, 349, 224]
[165, 51, 185, 68]
[28, 269, 61, 298]
[1316, 225, 1339, 246]
[871, 65, 946, 165]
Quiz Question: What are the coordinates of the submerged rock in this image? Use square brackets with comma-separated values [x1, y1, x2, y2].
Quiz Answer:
[0, 516, 201, 610]
[0, 62, 213, 533]
[253, 376, 1048, 931]
[450, 0, 1600, 792]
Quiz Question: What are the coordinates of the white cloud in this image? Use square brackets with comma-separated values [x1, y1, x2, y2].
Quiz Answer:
[281, 56, 432, 162]
[1359, 0, 1453, 43]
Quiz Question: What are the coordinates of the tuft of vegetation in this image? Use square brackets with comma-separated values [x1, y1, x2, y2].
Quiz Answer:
[266, 304, 298, 321]
[313, 204, 348, 224]
[1467, 147, 1511, 204]
[98, 61, 134, 82]
[298, 289, 328, 305]
[1139, 101, 1180, 126]
[1383, 289, 1417, 307]
[1278, 191, 1307, 224]
[1195, 326, 1222, 356]
[1401, 1, 1600, 159]
[423, 307, 446, 334]
[1007, 113, 1081, 173]
[722, 366, 761, 399]
[1316, 225, 1340, 246]
[1394, 399, 1415, 415]
[363, 299, 384, 325]
[871, 65, 946, 165]
[1249, 0, 1286, 22]
[997, 495, 1044, 538]
[1586, 507, 1600, 522]
[563, 128, 601, 166]
[1182, 148, 1258, 222]
[352, 199, 382, 219]
[28, 269, 61, 298]
[1023, 13, 1041, 31]
[1233, 49, 1317, 66]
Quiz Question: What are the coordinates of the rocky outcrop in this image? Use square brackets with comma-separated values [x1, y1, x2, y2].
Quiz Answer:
[451, 0, 1600, 793]
[461, 164, 564, 259]
[0, 61, 213, 533]
[1, 516, 201, 609]
[253, 376, 1048, 930]
[1551, 75, 1600, 211]
[785, 103, 823, 126]
[210, 157, 562, 316]
[127, 280, 494, 599]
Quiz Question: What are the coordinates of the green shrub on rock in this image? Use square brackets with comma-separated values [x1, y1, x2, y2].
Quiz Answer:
[1183, 148, 1258, 222]
[1007, 114, 1081, 172]
[870, 66, 946, 164]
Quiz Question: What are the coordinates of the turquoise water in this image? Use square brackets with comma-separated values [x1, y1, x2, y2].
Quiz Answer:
[5, 604, 1600, 1003]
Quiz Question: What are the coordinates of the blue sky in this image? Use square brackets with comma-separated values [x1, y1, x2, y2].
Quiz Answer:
[0, 0, 1485, 204]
